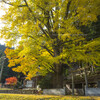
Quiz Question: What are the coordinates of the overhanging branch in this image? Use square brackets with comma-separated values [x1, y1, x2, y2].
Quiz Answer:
[23, 0, 32, 12]
[38, 24, 49, 38]
[27, 35, 54, 57]
[2, 0, 27, 7]
[64, 0, 71, 19]
[42, 46, 54, 57]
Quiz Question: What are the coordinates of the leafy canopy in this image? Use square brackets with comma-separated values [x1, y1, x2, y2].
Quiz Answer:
[0, 0, 100, 79]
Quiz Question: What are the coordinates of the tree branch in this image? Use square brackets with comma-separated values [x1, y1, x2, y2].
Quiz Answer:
[23, 0, 32, 12]
[27, 35, 54, 57]
[2, 0, 27, 7]
[38, 24, 49, 38]
[27, 35, 35, 39]
[64, 0, 71, 19]
[42, 46, 54, 57]
[37, 5, 45, 11]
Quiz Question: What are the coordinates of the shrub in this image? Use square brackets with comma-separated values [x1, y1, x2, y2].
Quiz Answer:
[5, 77, 17, 86]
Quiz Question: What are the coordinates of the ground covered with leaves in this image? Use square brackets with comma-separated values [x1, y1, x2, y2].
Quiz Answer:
[0, 94, 100, 100]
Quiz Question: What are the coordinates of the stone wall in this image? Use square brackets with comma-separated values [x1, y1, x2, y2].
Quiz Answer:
[85, 88, 100, 96]
[43, 88, 65, 95]
[66, 88, 84, 95]
[66, 84, 84, 95]
[0, 89, 38, 94]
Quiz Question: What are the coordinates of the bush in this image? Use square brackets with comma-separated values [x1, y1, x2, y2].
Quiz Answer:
[5, 77, 17, 87]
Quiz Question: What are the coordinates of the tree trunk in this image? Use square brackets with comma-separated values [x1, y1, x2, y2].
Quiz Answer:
[72, 73, 74, 96]
[84, 68, 88, 88]
[0, 57, 5, 82]
[52, 63, 63, 88]
[52, 45, 63, 88]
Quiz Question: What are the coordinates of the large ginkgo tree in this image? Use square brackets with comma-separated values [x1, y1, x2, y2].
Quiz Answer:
[0, 0, 100, 88]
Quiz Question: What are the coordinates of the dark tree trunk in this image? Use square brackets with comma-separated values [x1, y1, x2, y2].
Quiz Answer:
[51, 40, 64, 88]
[84, 68, 88, 88]
[52, 63, 63, 88]
[72, 73, 74, 95]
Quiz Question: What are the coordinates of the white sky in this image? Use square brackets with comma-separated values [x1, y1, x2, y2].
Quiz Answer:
[0, 10, 5, 45]
[0, 2, 8, 45]
[0, 3, 20, 47]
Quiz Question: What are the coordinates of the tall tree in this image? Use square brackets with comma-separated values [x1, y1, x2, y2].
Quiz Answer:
[0, 45, 16, 83]
[0, 0, 100, 88]
[0, 45, 24, 84]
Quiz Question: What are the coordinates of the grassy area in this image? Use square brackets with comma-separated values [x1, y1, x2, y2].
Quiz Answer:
[0, 88, 13, 90]
[0, 94, 100, 100]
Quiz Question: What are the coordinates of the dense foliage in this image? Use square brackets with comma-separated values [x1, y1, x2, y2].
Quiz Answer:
[0, 45, 24, 85]
[0, 45, 16, 83]
[0, 0, 100, 88]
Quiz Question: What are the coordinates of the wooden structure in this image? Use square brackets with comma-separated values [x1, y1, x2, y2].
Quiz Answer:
[64, 66, 100, 95]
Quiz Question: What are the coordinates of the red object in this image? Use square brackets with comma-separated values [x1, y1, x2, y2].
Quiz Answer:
[5, 77, 17, 85]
